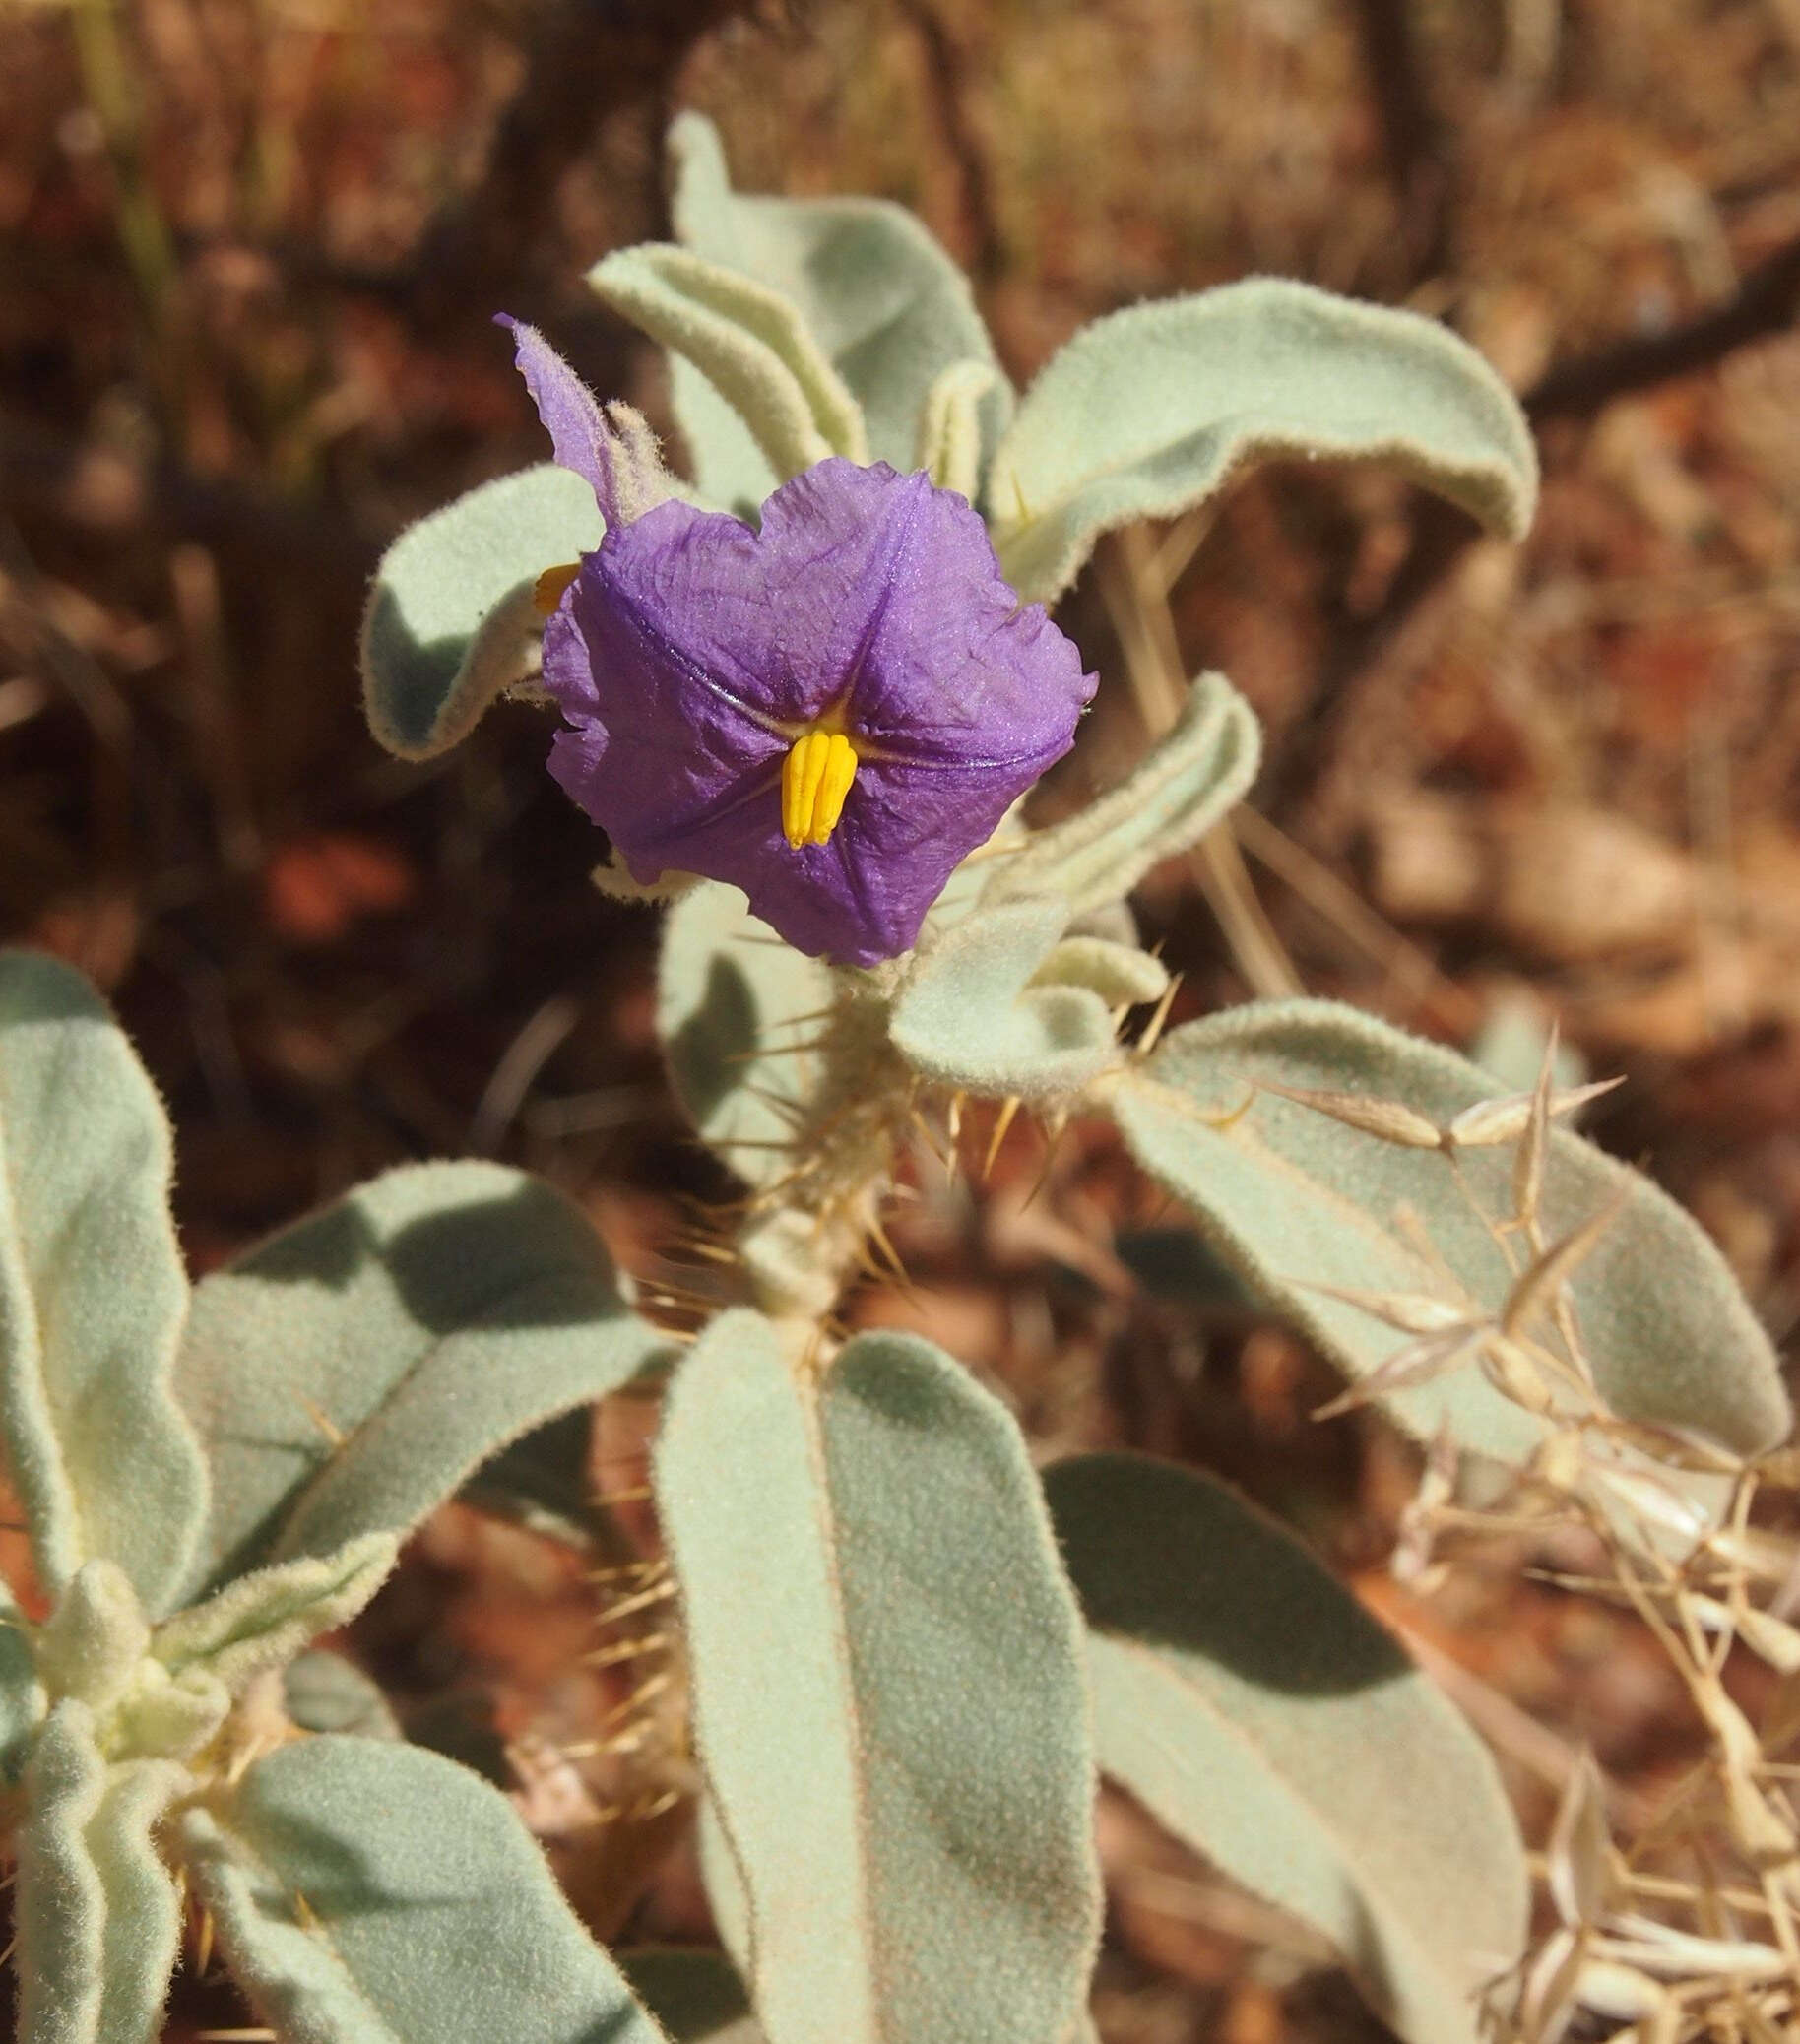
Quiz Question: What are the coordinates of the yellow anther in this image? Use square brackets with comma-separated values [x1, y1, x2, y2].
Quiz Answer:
[534, 562, 582, 616]
[781, 730, 859, 849]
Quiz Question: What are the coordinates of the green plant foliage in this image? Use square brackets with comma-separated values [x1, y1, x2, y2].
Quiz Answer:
[665, 112, 1010, 511]
[914, 359, 996, 501]
[985, 674, 1260, 922]
[0, 1584, 46, 1782]
[889, 899, 1119, 1101]
[180, 1735, 669, 2044]
[591, 245, 869, 485]
[359, 463, 603, 761]
[1045, 1455, 1528, 2044]
[16, 1699, 187, 2044]
[173, 1160, 675, 1596]
[152, 1533, 397, 1696]
[282, 1650, 402, 1741]
[658, 882, 834, 1186]
[1110, 999, 1790, 1458]
[0, 953, 209, 1619]
[654, 1311, 1101, 2044]
[986, 279, 1539, 603]
[620, 1949, 761, 2043]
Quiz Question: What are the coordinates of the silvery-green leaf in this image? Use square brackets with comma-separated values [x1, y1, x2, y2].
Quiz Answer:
[655, 1311, 1099, 2044]
[890, 899, 1118, 1102]
[985, 673, 1260, 922]
[360, 463, 603, 761]
[1046, 1454, 1528, 2044]
[621, 1949, 761, 2043]
[173, 1161, 675, 1597]
[0, 953, 207, 1616]
[283, 1650, 401, 1741]
[179, 1735, 669, 2044]
[17, 1698, 188, 2044]
[1109, 999, 1789, 1458]
[590, 246, 867, 486]
[34, 1562, 150, 1716]
[988, 279, 1538, 603]
[666, 112, 1011, 510]
[658, 883, 833, 1188]
[153, 1532, 396, 1696]
[914, 359, 996, 501]
[0, 1582, 45, 1782]
[1030, 937, 1171, 1008]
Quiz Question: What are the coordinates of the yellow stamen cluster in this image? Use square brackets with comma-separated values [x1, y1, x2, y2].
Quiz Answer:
[781, 731, 859, 849]
[534, 562, 582, 616]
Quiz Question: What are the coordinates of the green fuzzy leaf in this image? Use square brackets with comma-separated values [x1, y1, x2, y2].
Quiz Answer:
[1045, 1455, 1527, 2044]
[173, 1161, 675, 1597]
[985, 673, 1260, 922]
[666, 113, 1011, 511]
[0, 952, 208, 1616]
[153, 1532, 396, 1696]
[914, 359, 996, 502]
[591, 245, 868, 486]
[0, 1582, 46, 1782]
[282, 1651, 401, 1742]
[34, 1562, 150, 1716]
[655, 1311, 1100, 2044]
[179, 1735, 669, 2044]
[1029, 937, 1171, 1009]
[657, 882, 833, 1188]
[1110, 999, 1790, 1458]
[889, 899, 1119, 1102]
[988, 279, 1538, 603]
[18, 1699, 187, 2044]
[359, 463, 603, 761]
[620, 1950, 760, 2043]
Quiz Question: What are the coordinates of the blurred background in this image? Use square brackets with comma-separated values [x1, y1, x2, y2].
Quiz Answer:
[5, 1, 1800, 2037]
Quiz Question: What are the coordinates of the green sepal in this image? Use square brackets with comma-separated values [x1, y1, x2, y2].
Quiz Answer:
[657, 882, 833, 1188]
[985, 673, 1260, 922]
[890, 899, 1119, 1102]
[179, 1735, 671, 2044]
[1110, 999, 1790, 1457]
[655, 1311, 1100, 2044]
[0, 952, 208, 1617]
[173, 1161, 675, 1597]
[359, 462, 603, 761]
[988, 278, 1538, 603]
[1047, 1454, 1526, 2044]
[665, 112, 1011, 510]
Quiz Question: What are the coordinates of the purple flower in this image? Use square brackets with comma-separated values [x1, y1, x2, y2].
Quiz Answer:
[502, 321, 1096, 966]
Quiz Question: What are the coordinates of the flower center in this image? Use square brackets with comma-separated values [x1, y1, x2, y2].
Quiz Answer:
[781, 731, 860, 849]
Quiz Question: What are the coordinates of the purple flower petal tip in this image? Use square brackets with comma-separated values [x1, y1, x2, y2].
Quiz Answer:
[540, 456, 1096, 966]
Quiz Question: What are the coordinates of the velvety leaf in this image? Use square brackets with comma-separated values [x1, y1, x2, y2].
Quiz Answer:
[180, 1736, 669, 2044]
[984, 673, 1260, 921]
[283, 1651, 402, 1741]
[1029, 937, 1171, 1008]
[590, 245, 868, 485]
[173, 1161, 675, 1596]
[654, 1311, 1100, 2044]
[890, 899, 1119, 1102]
[17, 1699, 187, 2044]
[0, 1582, 45, 1782]
[620, 1950, 760, 2044]
[914, 359, 996, 501]
[657, 883, 833, 1188]
[153, 1532, 397, 1695]
[1045, 1455, 1528, 2044]
[665, 112, 1010, 510]
[360, 463, 603, 761]
[0, 953, 208, 1616]
[1109, 1000, 1789, 1458]
[987, 279, 1538, 602]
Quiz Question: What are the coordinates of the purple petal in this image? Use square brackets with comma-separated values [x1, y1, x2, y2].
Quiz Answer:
[540, 459, 1097, 965]
[496, 315, 619, 515]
